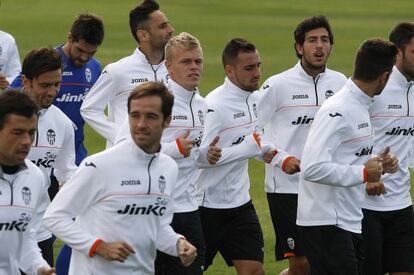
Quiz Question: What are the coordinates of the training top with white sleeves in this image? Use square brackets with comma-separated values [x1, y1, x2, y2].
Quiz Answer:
[297, 79, 374, 234]
[258, 61, 347, 194]
[363, 66, 414, 211]
[44, 136, 181, 275]
[80, 47, 168, 148]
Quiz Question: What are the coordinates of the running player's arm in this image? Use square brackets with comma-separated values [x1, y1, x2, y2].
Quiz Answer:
[198, 105, 264, 167]
[4, 35, 21, 83]
[256, 79, 296, 169]
[53, 120, 78, 186]
[43, 159, 106, 256]
[81, 65, 118, 143]
[301, 107, 366, 187]
[155, 163, 186, 256]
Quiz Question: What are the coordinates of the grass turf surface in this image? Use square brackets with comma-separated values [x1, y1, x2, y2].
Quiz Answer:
[1, 0, 413, 273]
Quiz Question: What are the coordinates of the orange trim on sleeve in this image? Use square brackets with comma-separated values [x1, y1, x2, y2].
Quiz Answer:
[363, 167, 367, 183]
[283, 252, 296, 258]
[176, 138, 184, 155]
[89, 239, 103, 257]
[253, 132, 261, 148]
[282, 156, 295, 172]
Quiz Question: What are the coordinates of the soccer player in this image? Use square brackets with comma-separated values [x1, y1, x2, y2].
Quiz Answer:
[0, 91, 55, 275]
[81, 0, 174, 148]
[256, 16, 347, 275]
[153, 32, 207, 275]
[44, 82, 197, 275]
[362, 22, 414, 275]
[197, 38, 271, 275]
[297, 39, 398, 274]
[21, 47, 78, 267]
[0, 30, 21, 89]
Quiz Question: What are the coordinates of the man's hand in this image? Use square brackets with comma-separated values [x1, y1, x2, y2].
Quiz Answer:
[207, 136, 221, 165]
[365, 181, 386, 196]
[263, 149, 277, 164]
[95, 240, 135, 262]
[380, 146, 398, 174]
[0, 74, 9, 89]
[177, 130, 196, 157]
[364, 156, 383, 182]
[176, 238, 197, 267]
[283, 157, 301, 175]
[37, 266, 56, 275]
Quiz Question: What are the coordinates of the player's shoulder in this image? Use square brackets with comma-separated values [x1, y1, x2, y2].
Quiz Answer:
[0, 30, 16, 43]
[325, 68, 347, 81]
[48, 105, 73, 124]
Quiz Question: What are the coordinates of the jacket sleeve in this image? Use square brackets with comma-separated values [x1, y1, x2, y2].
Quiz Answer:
[4, 37, 21, 82]
[256, 80, 294, 167]
[155, 163, 182, 256]
[53, 119, 78, 184]
[198, 132, 262, 168]
[43, 160, 105, 256]
[80, 66, 118, 143]
[19, 177, 50, 274]
[198, 106, 262, 167]
[301, 108, 365, 187]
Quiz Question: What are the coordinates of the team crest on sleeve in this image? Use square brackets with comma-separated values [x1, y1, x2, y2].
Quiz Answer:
[287, 237, 295, 250]
[198, 110, 204, 125]
[46, 129, 56, 145]
[85, 68, 92, 83]
[158, 175, 166, 193]
[21, 187, 31, 205]
[325, 90, 334, 99]
[252, 103, 258, 118]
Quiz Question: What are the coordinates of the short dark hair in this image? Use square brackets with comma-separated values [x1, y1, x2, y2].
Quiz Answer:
[21, 47, 62, 80]
[222, 38, 256, 67]
[127, 82, 174, 119]
[389, 22, 414, 50]
[129, 0, 160, 43]
[353, 39, 397, 82]
[294, 15, 334, 58]
[70, 13, 104, 46]
[0, 90, 38, 130]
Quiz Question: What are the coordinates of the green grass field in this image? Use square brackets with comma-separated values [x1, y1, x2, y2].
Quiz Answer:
[2, 0, 414, 273]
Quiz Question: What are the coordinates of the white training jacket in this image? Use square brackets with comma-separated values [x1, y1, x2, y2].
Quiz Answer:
[363, 66, 414, 211]
[258, 61, 347, 194]
[297, 79, 374, 234]
[114, 79, 208, 213]
[0, 30, 21, 82]
[28, 105, 77, 242]
[0, 160, 50, 275]
[80, 47, 168, 148]
[44, 136, 181, 275]
[197, 77, 264, 209]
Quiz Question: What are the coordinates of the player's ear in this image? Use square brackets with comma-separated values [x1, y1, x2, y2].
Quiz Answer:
[163, 115, 171, 128]
[67, 32, 73, 43]
[21, 75, 31, 90]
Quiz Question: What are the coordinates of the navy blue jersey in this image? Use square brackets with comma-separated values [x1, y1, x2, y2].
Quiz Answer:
[10, 45, 101, 165]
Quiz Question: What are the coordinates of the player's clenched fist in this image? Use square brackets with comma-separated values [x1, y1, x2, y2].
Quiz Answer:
[207, 136, 222, 165]
[365, 181, 386, 196]
[177, 238, 197, 267]
[95, 240, 135, 262]
[364, 156, 383, 182]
